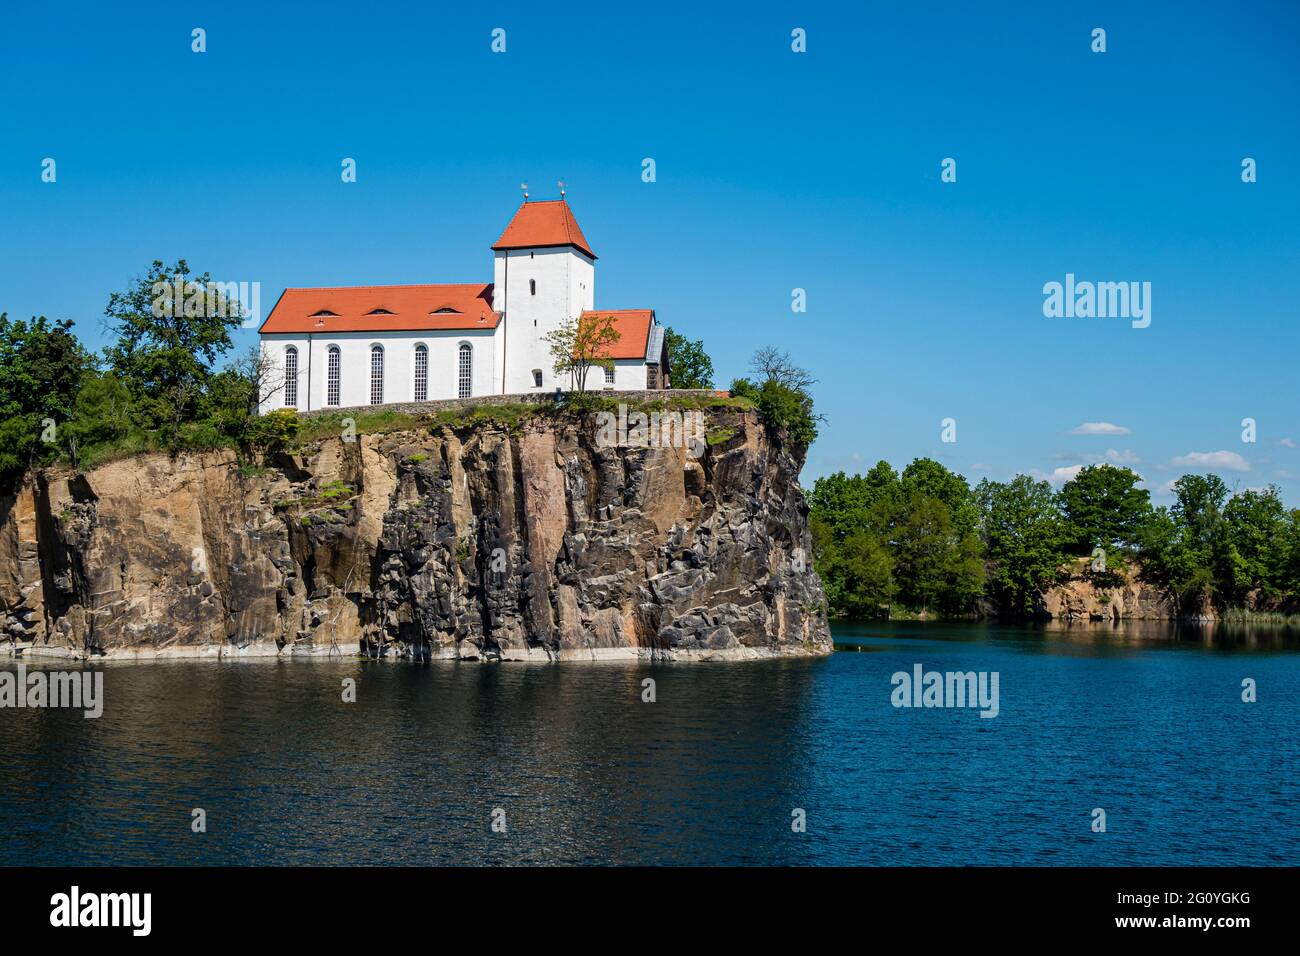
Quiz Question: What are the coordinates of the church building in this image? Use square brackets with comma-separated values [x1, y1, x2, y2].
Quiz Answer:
[257, 198, 669, 412]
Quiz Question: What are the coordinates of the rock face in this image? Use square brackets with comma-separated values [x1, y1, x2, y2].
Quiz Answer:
[0, 407, 831, 662]
[1039, 568, 1179, 622]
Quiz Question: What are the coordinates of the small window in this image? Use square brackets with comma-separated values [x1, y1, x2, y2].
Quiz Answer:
[367, 308, 395, 315]
[326, 346, 341, 406]
[604, 364, 615, 386]
[283, 346, 298, 407]
[458, 343, 472, 398]
[529, 279, 536, 296]
[370, 345, 385, 405]
[413, 344, 428, 402]
[532, 369, 543, 388]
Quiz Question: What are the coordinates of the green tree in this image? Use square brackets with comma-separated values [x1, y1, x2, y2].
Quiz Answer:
[1280, 509, 1300, 600]
[1135, 505, 1209, 611]
[1057, 464, 1151, 555]
[731, 347, 820, 447]
[836, 528, 897, 616]
[893, 488, 983, 615]
[61, 372, 133, 469]
[900, 458, 979, 539]
[663, 327, 714, 389]
[976, 475, 1068, 616]
[1133, 475, 1242, 612]
[1223, 487, 1287, 600]
[544, 311, 620, 392]
[0, 313, 93, 484]
[1171, 473, 1230, 548]
[103, 259, 243, 444]
[1172, 473, 1239, 605]
[810, 464, 900, 617]
[809, 464, 898, 541]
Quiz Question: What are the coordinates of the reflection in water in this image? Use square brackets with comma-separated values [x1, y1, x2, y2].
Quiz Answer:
[2, 621, 1298, 866]
[837, 618, 1300, 653]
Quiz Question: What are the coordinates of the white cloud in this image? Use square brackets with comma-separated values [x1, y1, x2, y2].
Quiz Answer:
[1034, 464, 1085, 485]
[1279, 438, 1297, 449]
[1170, 450, 1250, 472]
[1085, 448, 1140, 466]
[1070, 422, 1130, 436]
[1154, 479, 1179, 496]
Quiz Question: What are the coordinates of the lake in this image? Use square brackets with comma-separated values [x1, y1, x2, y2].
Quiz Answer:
[2, 620, 1297, 866]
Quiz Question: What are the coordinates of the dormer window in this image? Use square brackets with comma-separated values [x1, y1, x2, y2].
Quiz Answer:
[367, 308, 395, 315]
[431, 307, 460, 314]
[310, 309, 337, 317]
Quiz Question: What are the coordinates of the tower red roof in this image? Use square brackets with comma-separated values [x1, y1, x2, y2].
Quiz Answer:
[491, 199, 596, 260]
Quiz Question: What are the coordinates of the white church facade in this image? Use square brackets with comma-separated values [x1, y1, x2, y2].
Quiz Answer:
[258, 199, 669, 413]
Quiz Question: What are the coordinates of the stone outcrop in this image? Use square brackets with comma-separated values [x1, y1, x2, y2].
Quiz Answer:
[1039, 565, 1180, 622]
[0, 406, 831, 662]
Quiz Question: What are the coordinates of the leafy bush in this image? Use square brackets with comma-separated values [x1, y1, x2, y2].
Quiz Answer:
[248, 408, 301, 454]
[730, 376, 818, 447]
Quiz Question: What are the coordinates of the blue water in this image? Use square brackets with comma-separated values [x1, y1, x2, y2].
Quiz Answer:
[1, 620, 1297, 865]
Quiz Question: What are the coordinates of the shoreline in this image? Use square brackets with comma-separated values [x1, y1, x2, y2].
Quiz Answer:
[3, 640, 833, 665]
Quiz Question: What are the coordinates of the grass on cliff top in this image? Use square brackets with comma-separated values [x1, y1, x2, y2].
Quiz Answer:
[47, 393, 756, 477]
[72, 430, 162, 472]
[293, 393, 754, 446]
[64, 420, 247, 472]
[294, 408, 431, 446]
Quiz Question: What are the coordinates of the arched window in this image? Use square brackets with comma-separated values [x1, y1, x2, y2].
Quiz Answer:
[604, 364, 616, 386]
[532, 369, 543, 388]
[283, 346, 298, 407]
[326, 346, 341, 406]
[413, 344, 428, 401]
[457, 343, 472, 398]
[370, 345, 385, 405]
[529, 278, 536, 296]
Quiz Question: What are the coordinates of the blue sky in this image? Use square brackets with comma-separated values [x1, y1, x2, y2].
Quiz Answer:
[2, 1, 1297, 501]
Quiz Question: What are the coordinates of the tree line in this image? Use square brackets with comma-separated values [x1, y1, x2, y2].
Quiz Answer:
[810, 460, 1300, 619]
[0, 259, 304, 488]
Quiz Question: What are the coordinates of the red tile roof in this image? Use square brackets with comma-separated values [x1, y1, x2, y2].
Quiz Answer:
[259, 283, 500, 334]
[492, 200, 597, 260]
[581, 309, 654, 359]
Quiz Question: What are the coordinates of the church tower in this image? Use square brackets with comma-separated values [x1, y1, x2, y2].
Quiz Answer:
[490, 198, 596, 393]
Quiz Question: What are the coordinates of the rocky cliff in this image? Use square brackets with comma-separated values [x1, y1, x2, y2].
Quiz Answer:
[1039, 562, 1183, 622]
[0, 405, 831, 661]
